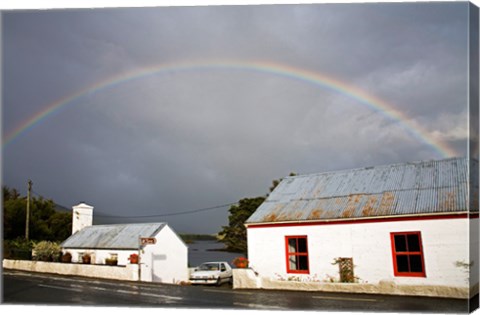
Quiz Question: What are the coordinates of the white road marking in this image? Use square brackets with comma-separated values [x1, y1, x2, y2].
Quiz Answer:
[38, 284, 82, 292]
[203, 288, 253, 295]
[233, 302, 286, 310]
[313, 295, 378, 302]
[39, 282, 182, 302]
[138, 292, 183, 300]
[115, 289, 182, 301]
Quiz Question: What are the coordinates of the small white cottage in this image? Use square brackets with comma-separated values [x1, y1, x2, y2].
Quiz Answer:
[61, 203, 189, 284]
[244, 157, 478, 298]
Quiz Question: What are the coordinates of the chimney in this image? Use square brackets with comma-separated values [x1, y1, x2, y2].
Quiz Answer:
[72, 202, 93, 234]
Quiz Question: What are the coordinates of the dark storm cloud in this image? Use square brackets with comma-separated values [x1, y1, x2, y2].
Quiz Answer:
[2, 2, 471, 233]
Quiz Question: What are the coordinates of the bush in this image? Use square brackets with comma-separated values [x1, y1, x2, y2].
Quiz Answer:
[32, 241, 62, 262]
[3, 238, 34, 260]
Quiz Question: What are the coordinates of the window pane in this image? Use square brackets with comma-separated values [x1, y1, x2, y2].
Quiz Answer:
[297, 238, 308, 253]
[288, 238, 297, 253]
[298, 255, 309, 270]
[286, 236, 309, 272]
[396, 255, 409, 272]
[409, 255, 423, 272]
[394, 235, 407, 252]
[289, 255, 297, 270]
[407, 234, 420, 252]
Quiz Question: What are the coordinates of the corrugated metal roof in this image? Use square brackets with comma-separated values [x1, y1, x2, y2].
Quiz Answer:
[61, 223, 166, 249]
[246, 157, 478, 224]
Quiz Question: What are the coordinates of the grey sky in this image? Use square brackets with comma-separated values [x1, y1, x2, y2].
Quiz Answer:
[2, 2, 473, 234]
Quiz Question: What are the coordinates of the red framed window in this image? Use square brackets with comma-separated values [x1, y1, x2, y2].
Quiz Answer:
[285, 235, 309, 274]
[390, 231, 426, 277]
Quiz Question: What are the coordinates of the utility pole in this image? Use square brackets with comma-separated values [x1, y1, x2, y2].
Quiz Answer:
[25, 180, 32, 240]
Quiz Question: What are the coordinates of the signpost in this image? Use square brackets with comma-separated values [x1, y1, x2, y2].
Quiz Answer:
[140, 237, 156, 245]
[137, 237, 156, 281]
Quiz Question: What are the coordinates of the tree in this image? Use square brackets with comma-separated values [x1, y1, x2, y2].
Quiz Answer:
[2, 186, 72, 241]
[3, 186, 20, 200]
[3, 196, 27, 240]
[219, 173, 296, 254]
[218, 196, 266, 254]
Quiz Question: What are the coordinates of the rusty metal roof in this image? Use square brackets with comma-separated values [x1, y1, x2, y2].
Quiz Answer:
[61, 223, 166, 250]
[246, 157, 477, 224]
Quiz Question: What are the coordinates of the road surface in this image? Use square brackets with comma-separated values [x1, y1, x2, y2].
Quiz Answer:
[2, 270, 474, 313]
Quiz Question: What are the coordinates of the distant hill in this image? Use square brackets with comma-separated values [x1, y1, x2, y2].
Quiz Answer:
[54, 204, 70, 213]
[180, 234, 218, 244]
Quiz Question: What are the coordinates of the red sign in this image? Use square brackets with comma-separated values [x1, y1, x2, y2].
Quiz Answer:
[140, 237, 156, 245]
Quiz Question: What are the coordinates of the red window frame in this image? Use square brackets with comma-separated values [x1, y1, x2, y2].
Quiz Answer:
[390, 231, 426, 277]
[285, 235, 309, 274]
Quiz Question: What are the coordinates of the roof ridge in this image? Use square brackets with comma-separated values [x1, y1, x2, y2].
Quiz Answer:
[285, 156, 466, 179]
[83, 222, 166, 228]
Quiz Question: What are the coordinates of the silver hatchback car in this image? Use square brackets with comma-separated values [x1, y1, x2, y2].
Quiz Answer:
[189, 261, 233, 286]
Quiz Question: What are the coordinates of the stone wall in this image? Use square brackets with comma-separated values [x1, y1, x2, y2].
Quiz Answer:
[3, 259, 139, 281]
[232, 269, 476, 299]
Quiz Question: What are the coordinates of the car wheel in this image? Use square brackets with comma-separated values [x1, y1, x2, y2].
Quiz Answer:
[215, 277, 222, 286]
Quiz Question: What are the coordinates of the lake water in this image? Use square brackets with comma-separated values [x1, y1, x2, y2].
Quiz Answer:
[187, 240, 245, 267]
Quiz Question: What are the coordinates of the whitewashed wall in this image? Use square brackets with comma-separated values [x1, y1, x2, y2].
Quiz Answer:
[247, 217, 476, 290]
[140, 225, 188, 284]
[72, 203, 93, 235]
[3, 260, 139, 281]
[470, 216, 479, 292]
[66, 248, 137, 266]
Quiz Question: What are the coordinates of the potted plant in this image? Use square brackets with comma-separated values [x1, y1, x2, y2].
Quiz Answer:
[105, 257, 118, 266]
[232, 257, 249, 268]
[61, 252, 72, 263]
[129, 253, 139, 264]
[82, 253, 92, 264]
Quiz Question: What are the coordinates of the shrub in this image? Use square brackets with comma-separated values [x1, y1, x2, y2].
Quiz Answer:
[3, 238, 34, 260]
[32, 241, 62, 262]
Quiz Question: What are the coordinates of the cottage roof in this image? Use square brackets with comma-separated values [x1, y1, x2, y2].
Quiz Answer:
[246, 157, 478, 225]
[61, 222, 166, 250]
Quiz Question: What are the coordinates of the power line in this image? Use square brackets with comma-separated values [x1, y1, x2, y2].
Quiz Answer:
[30, 188, 237, 219]
[95, 202, 236, 219]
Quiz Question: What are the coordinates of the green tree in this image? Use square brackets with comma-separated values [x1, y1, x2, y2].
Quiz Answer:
[48, 211, 72, 241]
[219, 173, 296, 254]
[219, 196, 266, 254]
[3, 186, 20, 201]
[2, 186, 72, 241]
[3, 196, 27, 240]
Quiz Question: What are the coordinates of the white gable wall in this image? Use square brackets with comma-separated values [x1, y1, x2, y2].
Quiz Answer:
[247, 217, 475, 289]
[470, 216, 479, 290]
[140, 224, 188, 284]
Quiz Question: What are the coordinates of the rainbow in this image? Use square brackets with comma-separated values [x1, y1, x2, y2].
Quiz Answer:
[2, 59, 458, 157]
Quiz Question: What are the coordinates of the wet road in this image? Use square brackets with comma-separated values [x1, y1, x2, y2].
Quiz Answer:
[2, 270, 473, 313]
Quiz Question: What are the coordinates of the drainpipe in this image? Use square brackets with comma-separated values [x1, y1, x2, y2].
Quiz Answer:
[138, 236, 142, 281]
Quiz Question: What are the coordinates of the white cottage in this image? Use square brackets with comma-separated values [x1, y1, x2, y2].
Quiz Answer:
[61, 203, 189, 284]
[244, 157, 479, 298]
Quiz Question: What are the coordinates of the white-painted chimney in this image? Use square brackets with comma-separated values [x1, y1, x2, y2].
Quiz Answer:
[72, 202, 93, 234]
